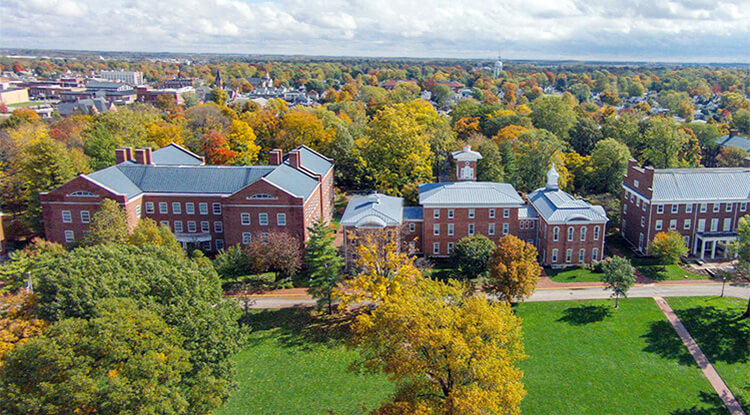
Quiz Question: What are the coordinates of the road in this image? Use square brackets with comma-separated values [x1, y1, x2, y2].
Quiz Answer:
[240, 282, 749, 309]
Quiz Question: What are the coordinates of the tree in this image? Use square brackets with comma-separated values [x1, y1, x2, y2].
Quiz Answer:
[716, 145, 748, 167]
[82, 198, 129, 246]
[588, 138, 632, 194]
[0, 299, 192, 415]
[127, 218, 182, 253]
[335, 231, 421, 307]
[485, 235, 540, 303]
[731, 109, 750, 135]
[728, 215, 750, 319]
[650, 231, 689, 264]
[208, 88, 228, 105]
[352, 277, 526, 414]
[568, 117, 603, 156]
[265, 233, 303, 279]
[600, 256, 637, 308]
[279, 109, 335, 153]
[0, 292, 48, 363]
[226, 119, 260, 164]
[530, 95, 576, 139]
[511, 129, 565, 192]
[451, 235, 495, 281]
[476, 140, 505, 182]
[641, 117, 688, 169]
[430, 84, 451, 108]
[305, 220, 344, 314]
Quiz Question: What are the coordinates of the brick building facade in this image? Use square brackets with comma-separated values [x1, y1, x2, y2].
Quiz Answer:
[621, 158, 750, 259]
[40, 143, 334, 252]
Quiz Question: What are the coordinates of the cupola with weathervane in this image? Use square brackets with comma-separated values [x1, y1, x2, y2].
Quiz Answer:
[451, 145, 482, 181]
[546, 164, 560, 190]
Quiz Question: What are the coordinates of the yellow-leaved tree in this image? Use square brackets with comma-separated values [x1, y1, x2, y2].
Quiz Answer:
[486, 234, 541, 303]
[334, 231, 420, 307]
[353, 277, 527, 414]
[0, 292, 48, 365]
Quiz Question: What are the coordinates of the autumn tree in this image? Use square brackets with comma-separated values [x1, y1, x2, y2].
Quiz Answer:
[600, 256, 637, 308]
[208, 88, 229, 105]
[0, 292, 48, 363]
[353, 277, 526, 414]
[279, 109, 335, 153]
[127, 218, 182, 253]
[451, 234, 496, 282]
[305, 220, 344, 314]
[82, 198, 129, 246]
[716, 145, 748, 167]
[485, 235, 540, 303]
[511, 129, 565, 192]
[650, 230, 689, 264]
[530, 95, 577, 139]
[226, 119, 260, 164]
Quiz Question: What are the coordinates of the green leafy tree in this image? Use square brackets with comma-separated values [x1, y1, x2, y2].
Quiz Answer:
[305, 219, 344, 314]
[82, 198, 129, 246]
[728, 216, 750, 319]
[568, 83, 591, 103]
[511, 129, 565, 192]
[451, 234, 496, 281]
[476, 140, 505, 182]
[716, 145, 748, 167]
[731, 109, 750, 135]
[600, 256, 637, 308]
[588, 138, 632, 194]
[568, 117, 603, 156]
[208, 88, 229, 106]
[0, 298, 192, 415]
[530, 95, 576, 139]
[650, 230, 689, 264]
[641, 117, 688, 169]
[127, 218, 182, 253]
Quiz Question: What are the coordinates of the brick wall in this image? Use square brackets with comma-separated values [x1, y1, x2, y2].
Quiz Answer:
[422, 206, 521, 257]
[538, 219, 606, 266]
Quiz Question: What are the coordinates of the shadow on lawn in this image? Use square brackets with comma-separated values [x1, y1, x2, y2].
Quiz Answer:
[670, 390, 747, 415]
[557, 305, 612, 325]
[240, 307, 353, 350]
[642, 305, 749, 366]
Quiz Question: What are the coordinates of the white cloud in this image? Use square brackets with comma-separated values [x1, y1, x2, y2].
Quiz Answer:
[0, 0, 748, 62]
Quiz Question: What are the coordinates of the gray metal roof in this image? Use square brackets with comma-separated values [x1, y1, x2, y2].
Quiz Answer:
[527, 188, 608, 224]
[452, 145, 482, 162]
[518, 205, 539, 219]
[715, 134, 750, 152]
[403, 206, 424, 221]
[418, 181, 524, 206]
[150, 143, 205, 165]
[651, 168, 750, 202]
[341, 193, 403, 228]
[284, 145, 333, 176]
[84, 163, 319, 200]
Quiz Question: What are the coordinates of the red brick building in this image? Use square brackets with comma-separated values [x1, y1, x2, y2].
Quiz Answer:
[40, 143, 334, 252]
[342, 146, 607, 267]
[621, 158, 750, 259]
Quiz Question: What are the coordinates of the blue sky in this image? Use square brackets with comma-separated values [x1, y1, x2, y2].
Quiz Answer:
[2, 0, 749, 62]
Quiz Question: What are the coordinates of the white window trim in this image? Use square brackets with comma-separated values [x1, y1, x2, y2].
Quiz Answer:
[62, 210, 72, 223]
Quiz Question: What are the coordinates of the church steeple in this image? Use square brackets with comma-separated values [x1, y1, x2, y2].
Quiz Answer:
[546, 164, 560, 190]
[214, 69, 223, 89]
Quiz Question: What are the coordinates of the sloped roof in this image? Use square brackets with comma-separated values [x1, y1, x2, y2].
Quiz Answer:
[86, 165, 142, 199]
[403, 206, 424, 221]
[418, 182, 523, 206]
[284, 145, 333, 176]
[528, 188, 608, 224]
[341, 193, 403, 228]
[262, 164, 321, 198]
[151, 143, 205, 165]
[716, 134, 750, 152]
[451, 146, 482, 162]
[651, 168, 750, 202]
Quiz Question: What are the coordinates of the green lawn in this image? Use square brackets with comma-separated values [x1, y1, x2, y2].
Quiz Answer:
[545, 266, 604, 282]
[517, 298, 724, 414]
[666, 296, 749, 410]
[216, 308, 394, 415]
[631, 257, 706, 281]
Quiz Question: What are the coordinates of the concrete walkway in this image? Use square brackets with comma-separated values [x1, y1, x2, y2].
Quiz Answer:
[653, 296, 747, 415]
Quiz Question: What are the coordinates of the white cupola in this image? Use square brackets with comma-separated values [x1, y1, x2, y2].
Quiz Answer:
[546, 164, 560, 190]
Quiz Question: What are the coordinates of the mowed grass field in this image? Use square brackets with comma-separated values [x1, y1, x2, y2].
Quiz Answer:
[666, 296, 749, 410]
[218, 298, 739, 414]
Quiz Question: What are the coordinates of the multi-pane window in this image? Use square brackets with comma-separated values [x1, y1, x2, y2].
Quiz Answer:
[433, 242, 440, 255]
[553, 227, 559, 241]
[64, 230, 74, 243]
[80, 210, 90, 223]
[409, 223, 416, 232]
[468, 209, 475, 219]
[448, 209, 454, 219]
[488, 223, 495, 235]
[686, 204, 693, 213]
[201, 241, 211, 251]
[741, 203, 748, 212]
[578, 249, 585, 263]
[592, 248, 599, 261]
[187, 221, 197, 233]
[669, 219, 677, 230]
[447, 242, 454, 254]
[242, 232, 252, 244]
[671, 205, 678, 214]
[241, 213, 250, 225]
[172, 202, 181, 214]
[214, 221, 223, 233]
[593, 226, 600, 241]
[551, 249, 558, 263]
[565, 249, 572, 263]
[657, 204, 664, 214]
[655, 220, 663, 230]
[160, 220, 170, 227]
[489, 209, 495, 219]
[503, 223, 509, 235]
[174, 221, 183, 233]
[259, 213, 268, 226]
[135, 205, 141, 218]
[468, 223, 475, 236]
[580, 227, 587, 242]
[277, 213, 286, 226]
[159, 202, 168, 214]
[723, 218, 732, 232]
[700, 203, 707, 213]
[434, 209, 440, 219]
[201, 221, 210, 232]
[567, 227, 574, 241]
[641, 217, 645, 227]
[713, 203, 720, 213]
[711, 218, 718, 232]
[447, 223, 454, 236]
[145, 202, 154, 214]
[62, 210, 72, 223]
[433, 224, 440, 236]
[503, 208, 509, 218]
[684, 219, 691, 230]
[215, 239, 225, 250]
[726, 204, 732, 213]
[212, 203, 222, 215]
[186, 202, 195, 214]
[199, 203, 209, 215]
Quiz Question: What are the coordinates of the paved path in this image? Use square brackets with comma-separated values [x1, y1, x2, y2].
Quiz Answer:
[653, 296, 746, 415]
[238, 282, 749, 309]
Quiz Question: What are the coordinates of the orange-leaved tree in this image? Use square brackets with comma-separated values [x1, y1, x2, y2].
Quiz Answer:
[485, 234, 540, 303]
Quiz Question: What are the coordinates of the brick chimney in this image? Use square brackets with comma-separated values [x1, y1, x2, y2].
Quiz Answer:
[115, 147, 133, 164]
[269, 149, 283, 166]
[288, 150, 301, 169]
[729, 129, 739, 138]
[133, 148, 152, 165]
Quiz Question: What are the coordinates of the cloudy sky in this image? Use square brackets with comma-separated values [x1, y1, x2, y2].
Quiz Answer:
[2, 0, 749, 62]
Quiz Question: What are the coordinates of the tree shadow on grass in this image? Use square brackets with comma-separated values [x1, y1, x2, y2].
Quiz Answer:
[557, 305, 612, 325]
[642, 305, 749, 367]
[240, 307, 354, 350]
[670, 390, 746, 415]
